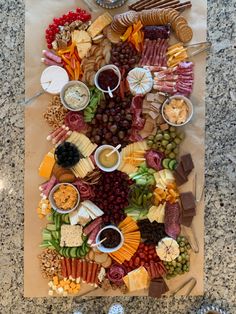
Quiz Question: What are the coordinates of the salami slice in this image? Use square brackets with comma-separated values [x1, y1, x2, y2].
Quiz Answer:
[164, 202, 181, 239]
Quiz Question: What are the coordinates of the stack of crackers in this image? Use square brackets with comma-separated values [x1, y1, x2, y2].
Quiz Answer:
[110, 8, 193, 43]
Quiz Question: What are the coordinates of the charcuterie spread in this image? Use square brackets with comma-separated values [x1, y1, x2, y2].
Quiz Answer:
[26, 0, 207, 298]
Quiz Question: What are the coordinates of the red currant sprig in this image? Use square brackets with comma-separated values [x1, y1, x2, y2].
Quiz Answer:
[45, 8, 91, 49]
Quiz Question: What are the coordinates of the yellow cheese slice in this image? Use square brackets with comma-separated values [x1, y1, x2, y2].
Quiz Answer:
[38, 151, 55, 179]
[87, 12, 113, 38]
[124, 267, 150, 292]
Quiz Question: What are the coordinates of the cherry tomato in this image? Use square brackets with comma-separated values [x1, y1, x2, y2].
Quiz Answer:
[134, 257, 140, 267]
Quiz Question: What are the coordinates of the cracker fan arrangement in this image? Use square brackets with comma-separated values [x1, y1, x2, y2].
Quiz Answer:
[36, 4, 204, 298]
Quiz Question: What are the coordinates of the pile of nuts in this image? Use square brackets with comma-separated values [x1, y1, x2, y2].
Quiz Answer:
[38, 249, 61, 279]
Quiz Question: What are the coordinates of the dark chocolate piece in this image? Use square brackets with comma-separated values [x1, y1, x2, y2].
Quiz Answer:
[148, 278, 169, 298]
[181, 216, 193, 227]
[180, 192, 196, 211]
[181, 154, 194, 174]
[174, 162, 188, 186]
[182, 208, 196, 217]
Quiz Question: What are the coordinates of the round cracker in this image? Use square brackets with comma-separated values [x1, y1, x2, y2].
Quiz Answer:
[178, 25, 193, 42]
[106, 26, 121, 44]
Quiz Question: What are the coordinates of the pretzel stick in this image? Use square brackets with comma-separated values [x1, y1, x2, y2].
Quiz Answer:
[129, 0, 163, 10]
[171, 1, 192, 11]
[133, 0, 173, 11]
[145, 0, 179, 9]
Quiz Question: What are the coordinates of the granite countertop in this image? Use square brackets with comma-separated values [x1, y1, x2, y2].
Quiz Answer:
[0, 0, 235, 313]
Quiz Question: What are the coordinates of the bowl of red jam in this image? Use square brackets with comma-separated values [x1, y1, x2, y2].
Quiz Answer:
[95, 225, 124, 253]
[94, 65, 121, 97]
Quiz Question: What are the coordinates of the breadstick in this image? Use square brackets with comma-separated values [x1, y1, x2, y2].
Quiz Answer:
[172, 1, 192, 11]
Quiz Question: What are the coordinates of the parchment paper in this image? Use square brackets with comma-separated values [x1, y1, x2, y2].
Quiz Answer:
[24, 0, 207, 297]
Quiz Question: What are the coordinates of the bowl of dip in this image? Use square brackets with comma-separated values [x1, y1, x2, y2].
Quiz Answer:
[94, 65, 121, 97]
[161, 95, 193, 127]
[96, 225, 124, 253]
[49, 183, 80, 214]
[94, 144, 121, 172]
[40, 65, 69, 95]
[60, 81, 90, 111]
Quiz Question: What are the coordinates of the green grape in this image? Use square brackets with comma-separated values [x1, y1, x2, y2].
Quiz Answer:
[186, 261, 190, 267]
[147, 140, 153, 147]
[169, 126, 176, 132]
[171, 142, 177, 149]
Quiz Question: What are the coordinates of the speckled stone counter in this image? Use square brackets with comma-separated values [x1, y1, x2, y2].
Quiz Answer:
[0, 0, 235, 313]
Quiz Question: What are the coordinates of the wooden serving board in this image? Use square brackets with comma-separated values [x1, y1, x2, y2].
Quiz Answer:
[24, 0, 207, 297]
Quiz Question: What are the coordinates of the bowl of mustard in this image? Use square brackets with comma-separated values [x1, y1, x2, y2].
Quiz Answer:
[94, 145, 121, 172]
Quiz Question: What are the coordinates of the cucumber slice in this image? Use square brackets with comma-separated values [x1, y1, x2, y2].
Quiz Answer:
[80, 245, 86, 256]
[162, 158, 171, 169]
[66, 248, 71, 258]
[76, 247, 82, 258]
[46, 224, 57, 231]
[169, 159, 177, 170]
[62, 248, 67, 257]
[64, 214, 70, 224]
[82, 234, 88, 242]
[85, 245, 90, 254]
[55, 214, 61, 230]
[70, 247, 77, 258]
[51, 231, 59, 240]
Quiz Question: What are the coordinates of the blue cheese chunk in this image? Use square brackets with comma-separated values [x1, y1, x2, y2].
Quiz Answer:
[60, 225, 83, 247]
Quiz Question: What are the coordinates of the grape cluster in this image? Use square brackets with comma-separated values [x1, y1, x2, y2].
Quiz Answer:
[45, 8, 91, 49]
[111, 42, 141, 72]
[55, 142, 80, 168]
[147, 126, 184, 160]
[86, 93, 133, 147]
[164, 236, 191, 279]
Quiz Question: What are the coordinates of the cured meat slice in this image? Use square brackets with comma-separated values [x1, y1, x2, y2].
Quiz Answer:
[65, 111, 88, 132]
[164, 202, 181, 239]
[145, 150, 164, 171]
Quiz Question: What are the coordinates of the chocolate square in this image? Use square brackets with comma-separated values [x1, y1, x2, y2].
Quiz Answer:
[174, 162, 188, 186]
[181, 154, 194, 174]
[181, 215, 193, 227]
[148, 278, 169, 298]
[182, 208, 196, 217]
[180, 192, 195, 211]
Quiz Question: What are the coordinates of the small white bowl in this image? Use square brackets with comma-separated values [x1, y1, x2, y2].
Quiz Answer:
[94, 144, 121, 172]
[60, 81, 90, 111]
[49, 183, 80, 214]
[95, 225, 124, 253]
[161, 95, 193, 127]
[94, 65, 121, 96]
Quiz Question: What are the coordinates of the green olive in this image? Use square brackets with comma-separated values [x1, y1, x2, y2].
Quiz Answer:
[163, 133, 171, 140]
[173, 147, 179, 154]
[166, 143, 173, 151]
[169, 152, 176, 159]
[147, 140, 153, 146]
[159, 147, 165, 152]
[148, 135, 154, 141]
[152, 143, 158, 149]
[155, 134, 163, 141]
[169, 126, 176, 132]
[170, 132, 176, 139]
[178, 132, 185, 140]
